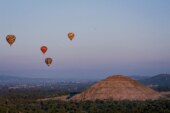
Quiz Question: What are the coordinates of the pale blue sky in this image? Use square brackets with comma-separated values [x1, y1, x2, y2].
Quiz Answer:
[0, 0, 170, 79]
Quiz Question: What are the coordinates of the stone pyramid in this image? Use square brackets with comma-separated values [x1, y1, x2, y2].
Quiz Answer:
[71, 75, 161, 101]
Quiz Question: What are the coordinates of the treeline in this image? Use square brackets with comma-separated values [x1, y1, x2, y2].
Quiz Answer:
[0, 99, 170, 113]
[0, 88, 170, 113]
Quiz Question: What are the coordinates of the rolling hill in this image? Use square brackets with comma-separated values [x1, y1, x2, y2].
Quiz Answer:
[140, 74, 170, 86]
[140, 74, 170, 91]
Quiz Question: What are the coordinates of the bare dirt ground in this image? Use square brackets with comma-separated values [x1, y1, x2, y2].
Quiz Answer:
[37, 95, 69, 102]
[160, 91, 170, 100]
[37, 91, 170, 102]
[160, 91, 170, 95]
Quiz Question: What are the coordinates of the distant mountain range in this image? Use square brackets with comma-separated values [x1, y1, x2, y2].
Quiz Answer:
[0, 74, 50, 81]
[129, 75, 149, 80]
[0, 74, 96, 86]
[0, 74, 170, 89]
[139, 74, 170, 86]
[0, 75, 57, 86]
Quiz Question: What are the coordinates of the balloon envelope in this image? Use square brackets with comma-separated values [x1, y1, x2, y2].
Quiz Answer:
[6, 35, 16, 46]
[41, 46, 48, 54]
[68, 32, 75, 40]
[45, 58, 52, 66]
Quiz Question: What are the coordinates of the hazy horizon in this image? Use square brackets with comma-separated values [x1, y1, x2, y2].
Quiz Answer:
[0, 0, 170, 79]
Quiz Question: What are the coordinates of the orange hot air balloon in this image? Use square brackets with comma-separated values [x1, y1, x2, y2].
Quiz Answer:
[45, 58, 52, 66]
[6, 35, 16, 46]
[41, 46, 48, 54]
[68, 32, 75, 40]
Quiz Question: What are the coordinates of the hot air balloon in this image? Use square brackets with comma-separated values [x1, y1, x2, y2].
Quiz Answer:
[45, 58, 52, 66]
[6, 35, 16, 46]
[68, 32, 75, 40]
[41, 46, 48, 54]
